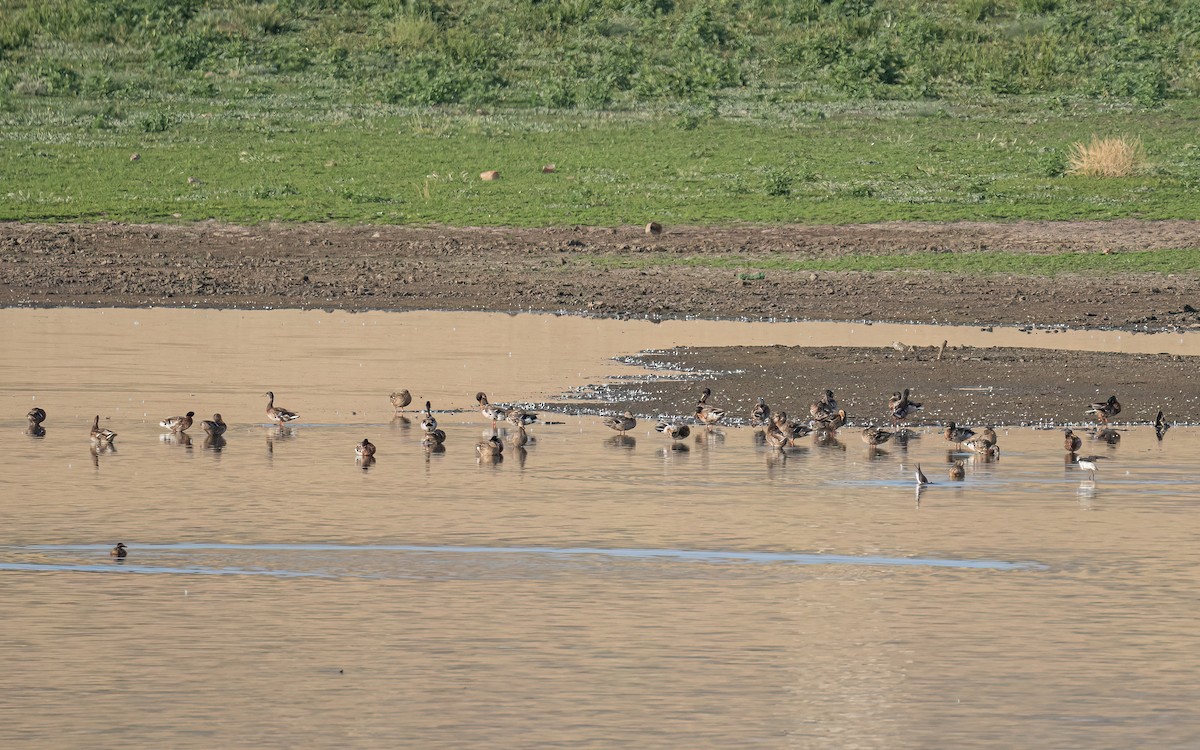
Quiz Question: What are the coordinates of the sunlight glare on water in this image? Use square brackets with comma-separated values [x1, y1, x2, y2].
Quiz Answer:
[1, 308, 1199, 749]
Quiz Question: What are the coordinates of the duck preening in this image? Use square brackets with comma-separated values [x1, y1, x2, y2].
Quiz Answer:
[389, 390, 412, 411]
[889, 389, 922, 424]
[355, 438, 376, 458]
[656, 421, 691, 440]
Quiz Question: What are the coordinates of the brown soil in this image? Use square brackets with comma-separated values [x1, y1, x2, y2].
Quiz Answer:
[2, 220, 1197, 425]
[544, 345, 1198, 426]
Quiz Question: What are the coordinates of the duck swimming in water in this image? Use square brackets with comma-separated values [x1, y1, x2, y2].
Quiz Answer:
[355, 438, 376, 458]
[110, 543, 127, 558]
[90, 415, 117, 443]
[160, 411, 195, 433]
[1064, 428, 1082, 452]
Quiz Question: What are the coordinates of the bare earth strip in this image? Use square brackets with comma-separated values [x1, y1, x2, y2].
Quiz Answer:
[2, 221, 1197, 425]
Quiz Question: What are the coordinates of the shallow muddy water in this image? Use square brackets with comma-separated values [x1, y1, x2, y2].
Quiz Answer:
[2, 309, 1199, 748]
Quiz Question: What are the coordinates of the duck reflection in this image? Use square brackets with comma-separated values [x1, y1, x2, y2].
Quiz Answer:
[89, 441, 117, 468]
[390, 415, 412, 431]
[357, 455, 377, 471]
[203, 434, 227, 454]
[25, 422, 46, 438]
[659, 443, 690, 461]
[813, 429, 844, 450]
[160, 432, 193, 449]
[605, 434, 636, 450]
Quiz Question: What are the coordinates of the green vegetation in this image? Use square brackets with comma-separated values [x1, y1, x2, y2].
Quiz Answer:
[1, 0, 1200, 226]
[584, 247, 1200, 275]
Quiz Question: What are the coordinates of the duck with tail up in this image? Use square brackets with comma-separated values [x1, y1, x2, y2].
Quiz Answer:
[90, 415, 117, 443]
[1155, 410, 1170, 440]
[264, 392, 299, 426]
[915, 464, 931, 486]
[420, 401, 438, 433]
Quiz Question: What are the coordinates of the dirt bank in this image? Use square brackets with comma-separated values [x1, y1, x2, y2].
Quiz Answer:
[3, 221, 1197, 426]
[1, 221, 1198, 331]
[543, 344, 1198, 426]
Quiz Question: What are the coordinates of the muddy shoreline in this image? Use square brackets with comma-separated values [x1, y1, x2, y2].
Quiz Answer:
[3, 221, 1197, 426]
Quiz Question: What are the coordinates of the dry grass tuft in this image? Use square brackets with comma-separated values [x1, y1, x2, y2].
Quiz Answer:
[1067, 135, 1147, 177]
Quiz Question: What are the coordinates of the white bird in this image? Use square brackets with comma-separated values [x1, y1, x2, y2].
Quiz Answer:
[1076, 455, 1104, 479]
[915, 464, 931, 486]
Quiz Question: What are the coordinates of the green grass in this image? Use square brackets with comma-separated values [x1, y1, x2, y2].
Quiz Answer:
[3, 100, 1200, 225]
[582, 247, 1200, 275]
[2, 0, 1200, 227]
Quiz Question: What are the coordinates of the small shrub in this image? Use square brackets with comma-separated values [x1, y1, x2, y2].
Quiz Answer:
[1067, 135, 1147, 177]
[1036, 148, 1066, 177]
[139, 111, 173, 132]
[763, 167, 793, 197]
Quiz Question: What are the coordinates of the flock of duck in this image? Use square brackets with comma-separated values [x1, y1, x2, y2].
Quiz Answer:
[22, 385, 1172, 560]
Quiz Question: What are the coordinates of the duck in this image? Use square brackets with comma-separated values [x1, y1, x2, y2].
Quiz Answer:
[1064, 428, 1082, 452]
[915, 464, 931, 485]
[948, 460, 966, 480]
[27, 407, 46, 424]
[944, 421, 975, 445]
[889, 388, 922, 424]
[506, 407, 538, 427]
[963, 437, 1000, 456]
[159, 411, 195, 432]
[1093, 428, 1121, 444]
[509, 424, 528, 447]
[476, 392, 508, 427]
[861, 427, 893, 446]
[264, 392, 299, 425]
[420, 401, 438, 433]
[750, 397, 771, 427]
[422, 428, 446, 446]
[200, 413, 227, 436]
[763, 421, 793, 449]
[110, 542, 127, 558]
[694, 389, 726, 426]
[389, 390, 412, 411]
[771, 411, 812, 440]
[810, 390, 839, 422]
[813, 408, 847, 430]
[355, 438, 376, 458]
[1155, 410, 1170, 440]
[978, 426, 998, 446]
[476, 435, 504, 457]
[90, 415, 117, 443]
[602, 411, 637, 435]
[656, 421, 691, 440]
[1086, 395, 1121, 424]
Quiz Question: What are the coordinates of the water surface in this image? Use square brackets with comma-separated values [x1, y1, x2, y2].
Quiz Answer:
[2, 309, 1198, 749]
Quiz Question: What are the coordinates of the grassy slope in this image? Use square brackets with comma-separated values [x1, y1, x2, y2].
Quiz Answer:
[2, 0, 1200, 278]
